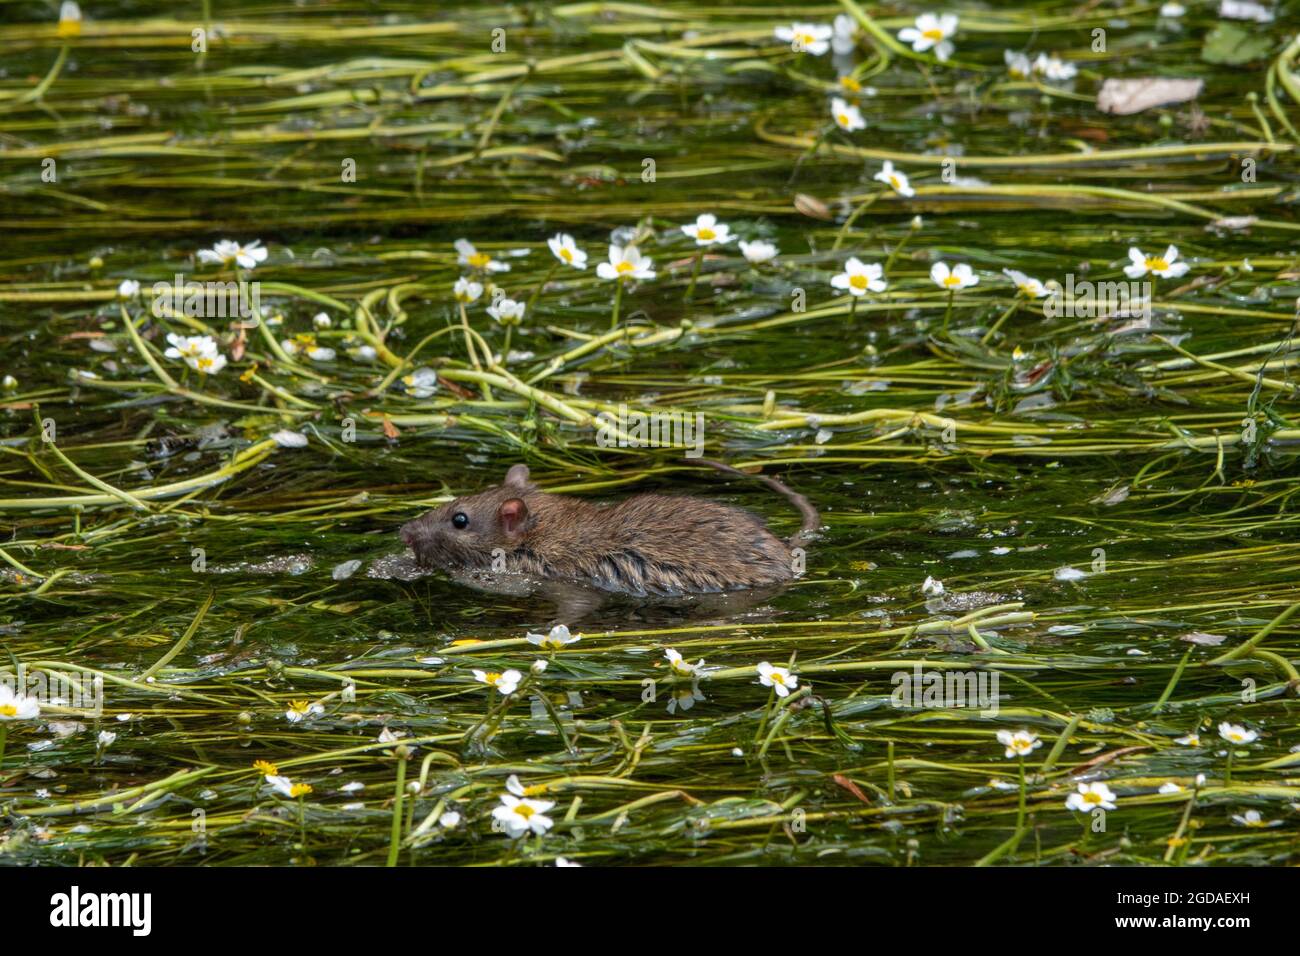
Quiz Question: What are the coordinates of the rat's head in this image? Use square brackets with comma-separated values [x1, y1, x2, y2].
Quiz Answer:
[400, 464, 538, 570]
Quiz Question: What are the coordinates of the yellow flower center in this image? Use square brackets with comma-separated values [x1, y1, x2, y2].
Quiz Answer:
[1227, 732, 1243, 741]
[289, 783, 312, 798]
[616, 260, 636, 274]
[468, 251, 492, 268]
[1019, 284, 1035, 295]
[0, 704, 17, 717]
[697, 227, 716, 240]
[484, 671, 501, 684]
[943, 275, 962, 288]
[771, 672, 786, 685]
[560, 247, 572, 261]
[58, 19, 82, 39]
[840, 77, 861, 92]
[516, 804, 535, 819]
[289, 700, 311, 714]
[922, 28, 944, 41]
[837, 113, 851, 127]
[1145, 257, 1169, 271]
[889, 176, 901, 190]
[1082, 792, 1101, 805]
[849, 274, 868, 290]
[254, 760, 278, 775]
[797, 32, 814, 45]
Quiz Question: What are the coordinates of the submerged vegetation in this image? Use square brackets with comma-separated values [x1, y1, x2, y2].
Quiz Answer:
[1, 0, 1299, 866]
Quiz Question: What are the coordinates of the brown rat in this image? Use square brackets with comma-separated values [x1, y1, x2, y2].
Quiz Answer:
[399, 460, 819, 597]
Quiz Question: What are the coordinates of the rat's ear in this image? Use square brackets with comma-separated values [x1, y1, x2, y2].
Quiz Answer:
[504, 464, 533, 488]
[498, 497, 530, 537]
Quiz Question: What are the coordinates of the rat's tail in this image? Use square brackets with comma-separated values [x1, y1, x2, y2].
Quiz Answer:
[699, 459, 820, 546]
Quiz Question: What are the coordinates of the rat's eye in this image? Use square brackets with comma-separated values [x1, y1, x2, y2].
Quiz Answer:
[451, 512, 469, 530]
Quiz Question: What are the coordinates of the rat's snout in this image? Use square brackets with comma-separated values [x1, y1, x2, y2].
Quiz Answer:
[399, 518, 423, 548]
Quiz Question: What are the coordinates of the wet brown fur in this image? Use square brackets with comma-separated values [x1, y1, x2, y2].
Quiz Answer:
[400, 463, 818, 597]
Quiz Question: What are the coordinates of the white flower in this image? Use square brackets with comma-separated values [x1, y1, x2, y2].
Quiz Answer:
[1158, 782, 1185, 794]
[898, 13, 958, 62]
[774, 22, 833, 56]
[682, 213, 733, 247]
[487, 298, 525, 326]
[1004, 50, 1033, 78]
[931, 261, 978, 291]
[531, 659, 548, 674]
[1, 375, 16, 391]
[339, 781, 364, 793]
[739, 240, 778, 264]
[1160, 2, 1185, 15]
[266, 775, 313, 799]
[473, 669, 522, 695]
[831, 14, 860, 55]
[1124, 245, 1190, 279]
[453, 277, 484, 303]
[664, 648, 703, 677]
[352, 345, 377, 362]
[163, 333, 227, 374]
[757, 661, 797, 697]
[996, 729, 1042, 758]
[271, 429, 308, 448]
[280, 335, 334, 362]
[97, 730, 116, 748]
[164, 333, 217, 361]
[1033, 53, 1077, 82]
[547, 233, 588, 269]
[57, 1, 81, 38]
[0, 683, 40, 720]
[874, 160, 915, 198]
[454, 238, 509, 273]
[831, 97, 866, 132]
[1003, 269, 1049, 298]
[921, 575, 945, 596]
[1065, 781, 1117, 812]
[556, 857, 581, 866]
[1231, 809, 1275, 827]
[1174, 733, 1200, 747]
[197, 239, 268, 270]
[285, 700, 324, 723]
[527, 625, 581, 650]
[312, 312, 332, 330]
[117, 279, 140, 298]
[492, 794, 555, 837]
[1218, 722, 1258, 745]
[402, 367, 438, 399]
[596, 244, 655, 282]
[1054, 566, 1088, 581]
[1219, 0, 1273, 22]
[831, 257, 886, 297]
[439, 811, 461, 829]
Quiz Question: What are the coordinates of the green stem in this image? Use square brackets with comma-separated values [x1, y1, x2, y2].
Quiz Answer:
[527, 260, 559, 314]
[684, 249, 704, 301]
[980, 298, 1022, 345]
[387, 753, 408, 867]
[610, 280, 623, 330]
[1016, 756, 1026, 830]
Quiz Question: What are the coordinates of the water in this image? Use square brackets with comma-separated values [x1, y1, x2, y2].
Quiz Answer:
[1, 1, 1298, 866]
